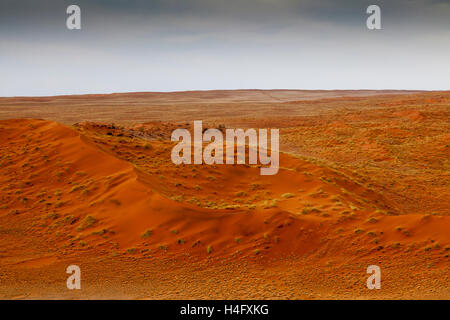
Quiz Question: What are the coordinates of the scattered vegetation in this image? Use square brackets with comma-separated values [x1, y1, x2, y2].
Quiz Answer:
[250, 183, 263, 190]
[70, 184, 85, 193]
[301, 207, 321, 215]
[77, 215, 97, 231]
[263, 199, 278, 209]
[141, 229, 152, 238]
[281, 193, 295, 199]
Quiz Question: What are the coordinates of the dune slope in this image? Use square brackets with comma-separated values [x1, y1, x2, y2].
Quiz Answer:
[0, 118, 448, 298]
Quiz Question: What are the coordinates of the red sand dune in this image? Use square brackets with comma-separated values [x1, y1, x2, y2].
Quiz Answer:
[0, 119, 448, 259]
[0, 101, 448, 298]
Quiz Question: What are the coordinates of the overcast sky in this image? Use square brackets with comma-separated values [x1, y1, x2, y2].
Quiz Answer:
[1, 0, 449, 96]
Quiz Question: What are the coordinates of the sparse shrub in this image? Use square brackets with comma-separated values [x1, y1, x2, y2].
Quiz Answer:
[263, 199, 278, 209]
[141, 229, 152, 238]
[320, 176, 332, 183]
[127, 248, 136, 254]
[64, 215, 77, 225]
[302, 207, 321, 215]
[281, 193, 295, 199]
[70, 185, 85, 193]
[250, 183, 263, 190]
[46, 212, 59, 220]
[92, 229, 107, 236]
[171, 195, 184, 202]
[301, 208, 310, 215]
[77, 215, 96, 231]
[188, 197, 201, 206]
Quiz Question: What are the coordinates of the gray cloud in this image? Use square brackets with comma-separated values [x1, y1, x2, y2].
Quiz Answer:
[0, 0, 449, 96]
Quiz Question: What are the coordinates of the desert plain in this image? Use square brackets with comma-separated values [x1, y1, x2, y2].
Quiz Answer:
[0, 89, 448, 299]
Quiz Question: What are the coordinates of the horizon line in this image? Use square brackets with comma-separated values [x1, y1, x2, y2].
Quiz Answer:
[1, 88, 445, 99]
